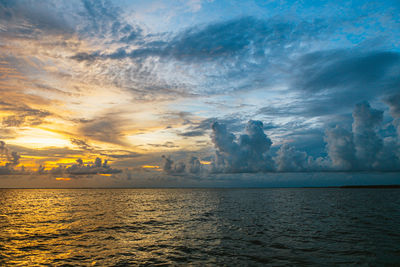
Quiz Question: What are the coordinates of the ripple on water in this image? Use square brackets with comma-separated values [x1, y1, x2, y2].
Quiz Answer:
[0, 188, 400, 265]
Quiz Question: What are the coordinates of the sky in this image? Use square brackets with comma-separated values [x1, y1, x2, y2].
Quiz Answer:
[0, 0, 399, 187]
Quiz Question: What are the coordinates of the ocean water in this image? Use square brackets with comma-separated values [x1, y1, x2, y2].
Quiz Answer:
[0, 188, 399, 266]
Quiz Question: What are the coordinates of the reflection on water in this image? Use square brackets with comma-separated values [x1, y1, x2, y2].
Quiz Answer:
[0, 188, 400, 265]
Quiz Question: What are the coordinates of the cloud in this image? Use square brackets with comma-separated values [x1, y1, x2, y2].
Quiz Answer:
[324, 126, 357, 170]
[148, 142, 179, 148]
[178, 117, 244, 138]
[161, 101, 400, 174]
[352, 101, 384, 169]
[70, 138, 94, 151]
[68, 16, 330, 96]
[77, 115, 129, 146]
[188, 156, 201, 174]
[0, 101, 51, 127]
[274, 144, 309, 172]
[0, 0, 74, 38]
[0, 140, 22, 174]
[289, 50, 400, 116]
[295, 50, 400, 94]
[161, 155, 186, 174]
[46, 157, 122, 176]
[384, 93, 400, 136]
[211, 120, 274, 173]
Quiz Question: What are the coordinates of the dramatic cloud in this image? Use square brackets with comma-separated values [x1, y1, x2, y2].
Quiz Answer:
[352, 102, 384, 170]
[274, 144, 309, 172]
[324, 126, 356, 170]
[385, 93, 400, 136]
[1, 0, 400, 187]
[0, 140, 22, 174]
[162, 101, 400, 175]
[210, 120, 274, 173]
[0, 102, 51, 128]
[77, 115, 129, 146]
[44, 157, 122, 176]
[161, 155, 186, 174]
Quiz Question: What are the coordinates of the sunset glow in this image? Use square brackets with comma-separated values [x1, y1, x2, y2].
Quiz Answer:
[0, 0, 399, 188]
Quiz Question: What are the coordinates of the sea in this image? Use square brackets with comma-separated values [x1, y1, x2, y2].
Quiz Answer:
[0, 188, 399, 266]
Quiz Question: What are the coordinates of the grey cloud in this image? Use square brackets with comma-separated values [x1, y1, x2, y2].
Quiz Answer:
[211, 120, 275, 173]
[178, 130, 206, 137]
[103, 152, 140, 159]
[324, 126, 357, 170]
[0, 0, 74, 38]
[0, 140, 22, 174]
[161, 101, 400, 175]
[161, 155, 186, 175]
[70, 138, 94, 151]
[69, 17, 329, 96]
[274, 144, 309, 172]
[384, 93, 400, 136]
[257, 50, 400, 123]
[148, 142, 179, 148]
[188, 156, 201, 174]
[295, 50, 400, 94]
[161, 155, 204, 175]
[0, 102, 51, 127]
[178, 117, 244, 138]
[76, 16, 324, 63]
[323, 101, 400, 171]
[352, 102, 384, 169]
[46, 157, 122, 176]
[78, 115, 128, 146]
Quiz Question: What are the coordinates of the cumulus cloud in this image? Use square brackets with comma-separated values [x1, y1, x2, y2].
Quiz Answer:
[0, 140, 23, 174]
[210, 120, 274, 173]
[161, 101, 400, 174]
[161, 155, 186, 174]
[352, 102, 384, 169]
[45, 157, 122, 176]
[324, 126, 357, 170]
[274, 144, 309, 172]
[385, 93, 400, 136]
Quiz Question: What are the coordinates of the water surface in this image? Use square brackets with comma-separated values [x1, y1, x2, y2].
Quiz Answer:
[1, 188, 399, 265]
